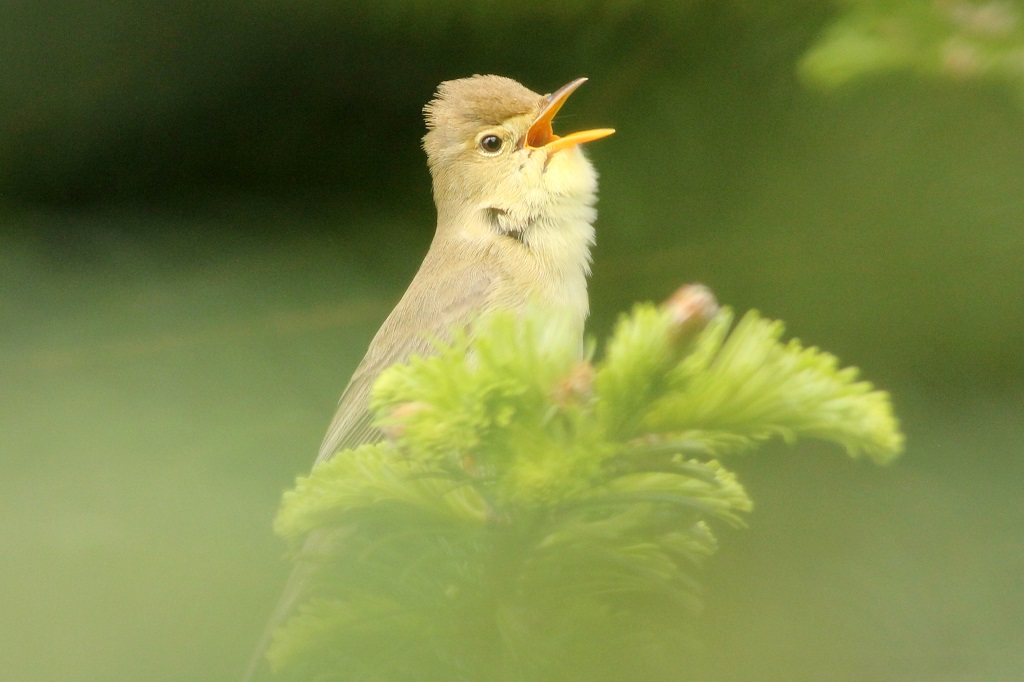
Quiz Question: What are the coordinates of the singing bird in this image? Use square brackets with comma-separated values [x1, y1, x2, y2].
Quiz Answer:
[244, 74, 613, 680]
[316, 74, 613, 465]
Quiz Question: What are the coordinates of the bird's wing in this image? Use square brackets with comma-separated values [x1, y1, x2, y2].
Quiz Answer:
[315, 257, 495, 464]
[242, 258, 496, 682]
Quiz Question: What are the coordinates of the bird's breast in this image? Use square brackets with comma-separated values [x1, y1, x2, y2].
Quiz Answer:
[484, 206, 594, 340]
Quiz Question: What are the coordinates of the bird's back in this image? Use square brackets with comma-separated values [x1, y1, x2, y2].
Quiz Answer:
[315, 238, 499, 463]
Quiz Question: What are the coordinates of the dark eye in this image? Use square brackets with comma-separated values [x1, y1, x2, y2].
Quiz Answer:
[479, 134, 504, 154]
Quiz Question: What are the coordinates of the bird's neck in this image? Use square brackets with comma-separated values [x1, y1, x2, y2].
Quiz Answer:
[435, 191, 597, 339]
[505, 195, 595, 316]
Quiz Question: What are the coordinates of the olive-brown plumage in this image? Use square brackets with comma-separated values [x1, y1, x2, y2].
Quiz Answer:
[244, 74, 612, 680]
[316, 74, 611, 463]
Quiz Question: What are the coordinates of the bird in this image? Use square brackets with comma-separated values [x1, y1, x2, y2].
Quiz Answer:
[243, 74, 613, 680]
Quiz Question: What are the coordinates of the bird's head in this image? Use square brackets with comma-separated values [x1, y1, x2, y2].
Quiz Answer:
[422, 75, 614, 236]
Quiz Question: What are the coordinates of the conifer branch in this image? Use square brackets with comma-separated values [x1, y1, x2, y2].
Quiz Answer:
[266, 285, 904, 679]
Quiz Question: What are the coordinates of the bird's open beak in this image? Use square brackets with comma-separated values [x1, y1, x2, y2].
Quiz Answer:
[524, 77, 615, 154]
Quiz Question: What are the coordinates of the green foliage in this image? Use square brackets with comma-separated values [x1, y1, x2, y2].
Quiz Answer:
[268, 295, 903, 680]
[802, 0, 1024, 102]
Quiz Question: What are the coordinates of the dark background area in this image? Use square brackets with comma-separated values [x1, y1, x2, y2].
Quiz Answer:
[2, 2, 1022, 680]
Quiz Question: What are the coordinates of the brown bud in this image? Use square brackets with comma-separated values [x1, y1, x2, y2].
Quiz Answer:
[551, 360, 595, 408]
[461, 453, 479, 477]
[380, 401, 428, 441]
[663, 284, 719, 340]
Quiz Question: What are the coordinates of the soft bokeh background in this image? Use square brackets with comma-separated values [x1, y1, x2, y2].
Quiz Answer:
[2, 2, 1022, 680]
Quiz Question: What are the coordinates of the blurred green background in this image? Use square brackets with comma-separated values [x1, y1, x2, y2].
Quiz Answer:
[2, 1, 1022, 680]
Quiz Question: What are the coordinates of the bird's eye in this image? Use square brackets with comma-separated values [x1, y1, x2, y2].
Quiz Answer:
[478, 134, 504, 154]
